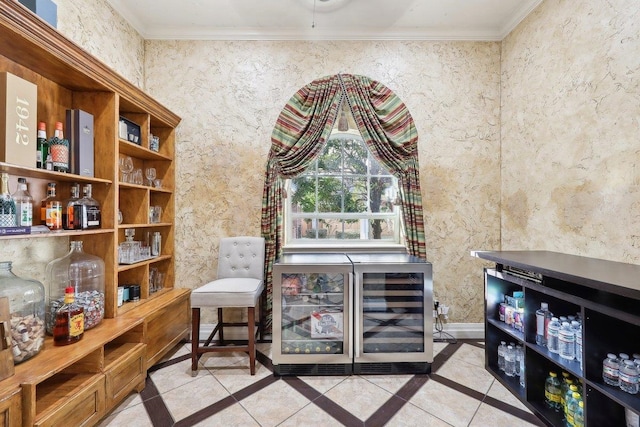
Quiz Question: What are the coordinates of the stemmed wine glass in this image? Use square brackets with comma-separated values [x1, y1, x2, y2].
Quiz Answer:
[119, 156, 134, 183]
[145, 167, 156, 187]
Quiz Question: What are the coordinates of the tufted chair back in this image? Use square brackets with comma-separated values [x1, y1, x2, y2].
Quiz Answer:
[217, 236, 265, 281]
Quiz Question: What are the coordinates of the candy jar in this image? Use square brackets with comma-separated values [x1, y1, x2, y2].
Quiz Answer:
[45, 241, 105, 334]
[0, 261, 45, 363]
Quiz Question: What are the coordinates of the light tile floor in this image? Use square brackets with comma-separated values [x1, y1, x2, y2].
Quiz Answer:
[98, 340, 544, 427]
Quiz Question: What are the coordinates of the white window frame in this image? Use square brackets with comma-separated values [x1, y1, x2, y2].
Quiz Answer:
[284, 131, 405, 251]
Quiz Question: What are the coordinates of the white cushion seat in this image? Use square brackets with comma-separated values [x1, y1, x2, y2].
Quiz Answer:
[191, 278, 264, 307]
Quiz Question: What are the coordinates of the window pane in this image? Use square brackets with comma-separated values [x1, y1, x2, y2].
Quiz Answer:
[369, 177, 396, 213]
[343, 138, 368, 174]
[369, 153, 391, 176]
[334, 219, 361, 239]
[343, 176, 367, 213]
[318, 139, 342, 173]
[296, 218, 329, 239]
[369, 218, 397, 240]
[290, 176, 317, 213]
[317, 177, 343, 213]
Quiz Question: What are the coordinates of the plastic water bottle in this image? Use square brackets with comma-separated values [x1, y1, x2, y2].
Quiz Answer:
[535, 302, 549, 346]
[505, 345, 516, 377]
[498, 341, 506, 371]
[515, 344, 523, 376]
[574, 400, 585, 427]
[566, 392, 582, 427]
[563, 383, 577, 421]
[519, 354, 525, 388]
[560, 374, 573, 410]
[547, 317, 561, 354]
[619, 360, 639, 394]
[572, 321, 582, 365]
[544, 371, 562, 411]
[559, 322, 575, 360]
[603, 353, 620, 386]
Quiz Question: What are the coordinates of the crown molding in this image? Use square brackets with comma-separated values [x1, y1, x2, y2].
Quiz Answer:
[140, 26, 505, 42]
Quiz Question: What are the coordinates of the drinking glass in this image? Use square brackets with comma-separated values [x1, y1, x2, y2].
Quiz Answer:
[133, 168, 143, 185]
[145, 167, 156, 186]
[119, 156, 134, 183]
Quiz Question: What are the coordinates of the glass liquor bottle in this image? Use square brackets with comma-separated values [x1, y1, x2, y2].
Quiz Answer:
[77, 184, 101, 229]
[41, 182, 62, 230]
[12, 177, 33, 227]
[62, 183, 80, 230]
[36, 121, 48, 169]
[0, 172, 17, 228]
[49, 121, 69, 173]
[52, 286, 84, 346]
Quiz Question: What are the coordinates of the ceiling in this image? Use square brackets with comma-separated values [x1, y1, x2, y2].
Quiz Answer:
[107, 0, 543, 41]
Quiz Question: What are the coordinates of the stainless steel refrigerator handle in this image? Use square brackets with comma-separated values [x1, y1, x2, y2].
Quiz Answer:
[352, 272, 359, 358]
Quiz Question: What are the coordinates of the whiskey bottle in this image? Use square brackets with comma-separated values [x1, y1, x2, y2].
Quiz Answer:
[49, 121, 69, 173]
[53, 286, 84, 346]
[36, 121, 48, 169]
[62, 183, 80, 230]
[77, 184, 101, 229]
[12, 177, 33, 227]
[41, 182, 62, 230]
[0, 173, 17, 228]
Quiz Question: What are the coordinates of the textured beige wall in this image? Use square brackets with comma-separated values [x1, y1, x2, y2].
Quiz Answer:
[56, 0, 145, 88]
[143, 40, 502, 323]
[501, 0, 640, 264]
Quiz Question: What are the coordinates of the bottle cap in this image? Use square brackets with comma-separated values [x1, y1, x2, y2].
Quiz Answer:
[17, 177, 26, 184]
[541, 302, 548, 309]
[572, 392, 580, 399]
[65, 286, 74, 294]
[38, 122, 46, 130]
[55, 121, 63, 130]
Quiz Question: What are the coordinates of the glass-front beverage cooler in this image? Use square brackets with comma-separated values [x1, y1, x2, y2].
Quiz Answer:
[273, 253, 354, 375]
[349, 253, 433, 374]
[272, 252, 433, 376]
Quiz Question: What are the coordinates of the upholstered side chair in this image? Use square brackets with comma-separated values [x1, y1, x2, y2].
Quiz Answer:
[190, 236, 265, 375]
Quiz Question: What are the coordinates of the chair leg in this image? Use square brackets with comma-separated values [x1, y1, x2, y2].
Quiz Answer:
[248, 306, 256, 375]
[217, 307, 224, 344]
[191, 307, 200, 373]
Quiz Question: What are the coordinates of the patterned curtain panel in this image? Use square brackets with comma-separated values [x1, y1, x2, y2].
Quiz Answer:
[261, 75, 342, 329]
[340, 74, 426, 259]
[261, 73, 426, 331]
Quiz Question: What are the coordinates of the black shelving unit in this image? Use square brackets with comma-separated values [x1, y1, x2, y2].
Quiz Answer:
[474, 250, 640, 427]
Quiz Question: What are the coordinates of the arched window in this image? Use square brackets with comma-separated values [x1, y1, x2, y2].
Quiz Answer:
[285, 102, 401, 246]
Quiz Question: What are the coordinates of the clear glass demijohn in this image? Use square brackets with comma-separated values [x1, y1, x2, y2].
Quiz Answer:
[0, 261, 45, 363]
[45, 241, 105, 334]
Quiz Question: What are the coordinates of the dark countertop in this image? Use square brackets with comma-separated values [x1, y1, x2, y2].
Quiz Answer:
[472, 250, 640, 299]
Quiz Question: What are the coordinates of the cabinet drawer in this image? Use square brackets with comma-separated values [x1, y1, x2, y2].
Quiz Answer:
[35, 374, 105, 427]
[0, 389, 21, 427]
[105, 343, 146, 410]
[145, 296, 189, 365]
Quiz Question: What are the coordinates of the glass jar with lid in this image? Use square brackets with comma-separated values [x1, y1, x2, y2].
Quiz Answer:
[0, 261, 45, 363]
[45, 241, 105, 334]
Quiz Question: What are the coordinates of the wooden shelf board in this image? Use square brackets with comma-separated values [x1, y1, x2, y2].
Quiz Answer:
[119, 140, 171, 161]
[0, 162, 112, 184]
[0, 228, 114, 240]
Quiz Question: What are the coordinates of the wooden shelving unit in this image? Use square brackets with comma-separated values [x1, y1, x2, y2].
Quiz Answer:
[0, 0, 190, 425]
